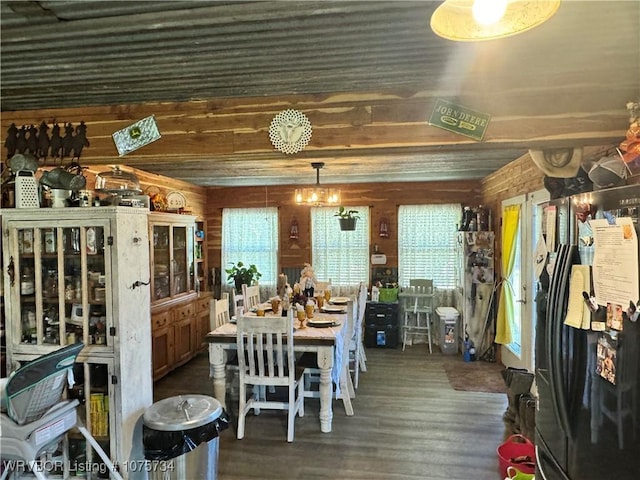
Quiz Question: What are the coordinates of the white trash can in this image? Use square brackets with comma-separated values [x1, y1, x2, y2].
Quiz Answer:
[436, 307, 460, 355]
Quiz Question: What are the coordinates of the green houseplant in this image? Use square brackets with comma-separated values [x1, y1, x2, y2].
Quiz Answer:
[225, 262, 262, 291]
[334, 206, 360, 231]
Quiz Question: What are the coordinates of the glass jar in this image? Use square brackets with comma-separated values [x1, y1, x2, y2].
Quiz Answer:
[44, 269, 58, 298]
[20, 267, 35, 295]
[43, 228, 56, 253]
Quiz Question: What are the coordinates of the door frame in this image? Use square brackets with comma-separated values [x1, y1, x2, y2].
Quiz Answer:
[500, 189, 549, 371]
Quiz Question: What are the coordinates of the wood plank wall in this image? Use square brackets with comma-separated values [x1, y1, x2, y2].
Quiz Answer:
[81, 165, 207, 218]
[205, 180, 482, 280]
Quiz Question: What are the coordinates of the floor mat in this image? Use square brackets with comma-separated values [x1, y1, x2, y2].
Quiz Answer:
[442, 359, 506, 394]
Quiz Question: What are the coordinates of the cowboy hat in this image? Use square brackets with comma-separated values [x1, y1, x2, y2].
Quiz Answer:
[529, 147, 583, 178]
[588, 152, 628, 190]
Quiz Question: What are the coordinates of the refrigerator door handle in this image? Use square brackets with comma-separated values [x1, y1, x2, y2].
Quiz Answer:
[552, 245, 576, 436]
[546, 245, 565, 431]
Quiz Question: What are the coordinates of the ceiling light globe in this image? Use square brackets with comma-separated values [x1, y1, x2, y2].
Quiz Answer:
[472, 0, 507, 26]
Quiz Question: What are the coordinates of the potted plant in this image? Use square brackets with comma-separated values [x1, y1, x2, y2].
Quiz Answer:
[334, 206, 360, 231]
[225, 261, 262, 291]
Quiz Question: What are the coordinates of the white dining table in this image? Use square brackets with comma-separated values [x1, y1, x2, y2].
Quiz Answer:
[207, 310, 348, 433]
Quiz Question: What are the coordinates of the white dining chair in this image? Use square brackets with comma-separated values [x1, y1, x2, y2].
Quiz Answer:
[211, 292, 231, 329]
[315, 279, 331, 296]
[242, 283, 261, 312]
[236, 310, 305, 442]
[210, 293, 243, 399]
[350, 282, 368, 388]
[231, 287, 244, 316]
[301, 300, 356, 416]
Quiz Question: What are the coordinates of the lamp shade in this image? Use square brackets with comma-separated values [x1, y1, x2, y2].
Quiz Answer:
[430, 0, 561, 42]
[294, 162, 341, 206]
[294, 187, 341, 206]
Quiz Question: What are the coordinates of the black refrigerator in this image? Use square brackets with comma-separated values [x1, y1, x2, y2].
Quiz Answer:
[535, 184, 640, 480]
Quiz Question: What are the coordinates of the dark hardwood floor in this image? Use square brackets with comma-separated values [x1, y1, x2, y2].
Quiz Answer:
[153, 345, 508, 480]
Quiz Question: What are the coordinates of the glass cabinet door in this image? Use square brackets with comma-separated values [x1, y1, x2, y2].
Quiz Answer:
[9, 221, 110, 351]
[151, 220, 195, 302]
[172, 226, 188, 296]
[152, 225, 171, 301]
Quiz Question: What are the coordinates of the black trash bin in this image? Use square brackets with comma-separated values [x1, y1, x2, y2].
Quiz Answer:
[143, 395, 229, 480]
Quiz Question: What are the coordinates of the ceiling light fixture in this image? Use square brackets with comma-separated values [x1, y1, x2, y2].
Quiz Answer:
[294, 162, 341, 207]
[430, 0, 561, 42]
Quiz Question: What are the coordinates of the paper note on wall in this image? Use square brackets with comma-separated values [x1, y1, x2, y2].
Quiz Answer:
[591, 218, 639, 307]
[564, 265, 591, 329]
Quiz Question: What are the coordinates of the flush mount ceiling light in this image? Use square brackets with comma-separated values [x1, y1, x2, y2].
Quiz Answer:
[294, 162, 341, 207]
[430, 0, 561, 42]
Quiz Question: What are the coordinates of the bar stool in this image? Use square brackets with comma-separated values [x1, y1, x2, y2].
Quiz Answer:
[402, 280, 434, 353]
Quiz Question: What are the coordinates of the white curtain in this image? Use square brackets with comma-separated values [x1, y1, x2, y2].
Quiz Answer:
[398, 204, 461, 289]
[221, 207, 278, 299]
[311, 206, 369, 297]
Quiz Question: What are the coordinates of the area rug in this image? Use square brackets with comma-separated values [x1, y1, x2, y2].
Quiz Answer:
[442, 359, 507, 394]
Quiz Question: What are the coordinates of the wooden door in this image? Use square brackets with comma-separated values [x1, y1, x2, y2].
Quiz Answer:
[151, 311, 174, 381]
[174, 316, 196, 366]
[196, 297, 211, 350]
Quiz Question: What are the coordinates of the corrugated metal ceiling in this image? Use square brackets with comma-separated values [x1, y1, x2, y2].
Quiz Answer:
[1, 1, 638, 186]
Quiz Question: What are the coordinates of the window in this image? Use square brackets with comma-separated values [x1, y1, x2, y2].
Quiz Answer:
[221, 208, 278, 287]
[398, 204, 460, 288]
[311, 206, 369, 287]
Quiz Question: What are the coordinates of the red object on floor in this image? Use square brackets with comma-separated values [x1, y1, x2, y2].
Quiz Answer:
[497, 434, 536, 478]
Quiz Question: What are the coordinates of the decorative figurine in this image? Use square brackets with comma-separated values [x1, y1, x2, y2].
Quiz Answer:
[4, 123, 17, 159]
[72, 121, 89, 159]
[36, 121, 50, 161]
[62, 123, 75, 159]
[49, 123, 63, 160]
[299, 263, 317, 298]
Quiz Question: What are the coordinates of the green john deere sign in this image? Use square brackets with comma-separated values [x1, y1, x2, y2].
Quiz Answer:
[429, 99, 491, 141]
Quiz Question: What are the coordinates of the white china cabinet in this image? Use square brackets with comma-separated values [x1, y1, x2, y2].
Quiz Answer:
[1, 207, 152, 479]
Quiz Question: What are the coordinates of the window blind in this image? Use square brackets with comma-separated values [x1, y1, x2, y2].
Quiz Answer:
[221, 207, 278, 287]
[311, 206, 369, 287]
[398, 204, 460, 288]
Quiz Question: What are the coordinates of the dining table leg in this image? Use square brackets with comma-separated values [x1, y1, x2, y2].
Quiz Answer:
[317, 347, 334, 433]
[209, 343, 227, 409]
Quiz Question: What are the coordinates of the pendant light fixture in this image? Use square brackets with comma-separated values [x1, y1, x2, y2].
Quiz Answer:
[294, 162, 341, 206]
[430, 0, 561, 42]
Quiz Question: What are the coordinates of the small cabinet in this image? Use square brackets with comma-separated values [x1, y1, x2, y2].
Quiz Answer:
[151, 296, 209, 381]
[364, 302, 399, 348]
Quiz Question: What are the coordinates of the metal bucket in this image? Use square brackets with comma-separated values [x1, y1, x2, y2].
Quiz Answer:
[40, 167, 86, 191]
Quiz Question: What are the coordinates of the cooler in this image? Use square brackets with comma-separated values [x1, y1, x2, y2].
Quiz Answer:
[436, 306, 459, 355]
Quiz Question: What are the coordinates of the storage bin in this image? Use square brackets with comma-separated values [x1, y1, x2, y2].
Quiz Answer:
[378, 288, 398, 303]
[435, 306, 459, 354]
